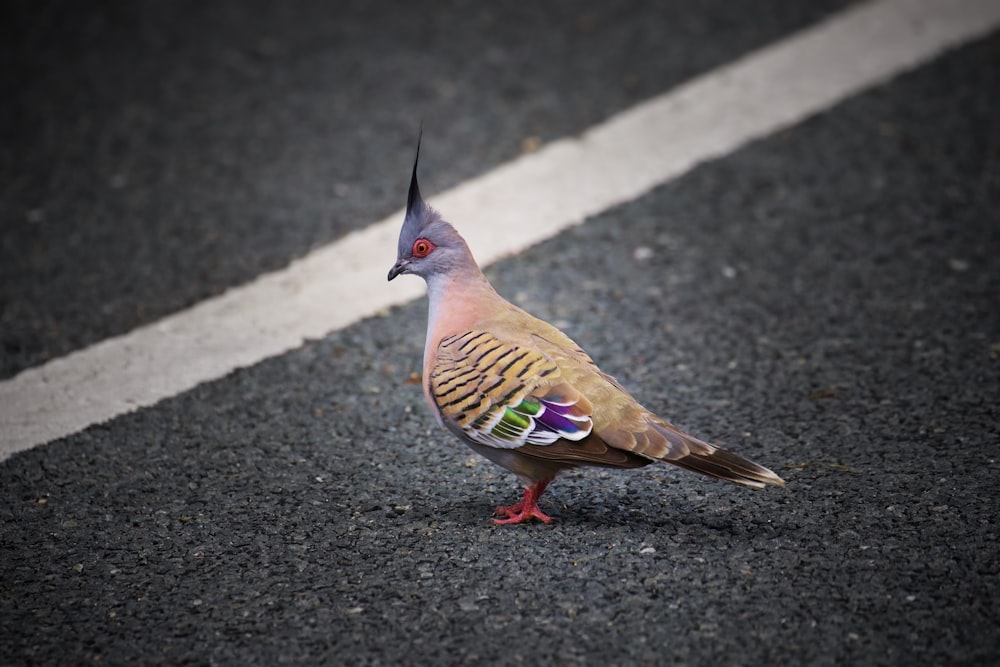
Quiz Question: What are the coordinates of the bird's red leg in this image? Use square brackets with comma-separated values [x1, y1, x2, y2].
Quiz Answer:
[493, 478, 553, 525]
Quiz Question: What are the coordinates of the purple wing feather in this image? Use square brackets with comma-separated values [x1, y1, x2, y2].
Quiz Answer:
[534, 397, 591, 438]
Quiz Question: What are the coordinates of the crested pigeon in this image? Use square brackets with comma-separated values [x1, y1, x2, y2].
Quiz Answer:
[388, 138, 785, 525]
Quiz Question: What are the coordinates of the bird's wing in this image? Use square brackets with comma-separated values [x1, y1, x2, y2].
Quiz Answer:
[530, 331, 785, 488]
[430, 327, 782, 487]
[429, 330, 593, 449]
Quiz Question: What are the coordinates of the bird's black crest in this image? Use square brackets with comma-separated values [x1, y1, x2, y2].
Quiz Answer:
[406, 128, 423, 217]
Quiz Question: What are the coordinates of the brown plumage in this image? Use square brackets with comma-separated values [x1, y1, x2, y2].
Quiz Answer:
[388, 139, 784, 524]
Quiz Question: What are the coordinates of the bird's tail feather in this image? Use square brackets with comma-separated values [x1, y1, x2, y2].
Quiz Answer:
[670, 446, 785, 489]
[643, 418, 785, 488]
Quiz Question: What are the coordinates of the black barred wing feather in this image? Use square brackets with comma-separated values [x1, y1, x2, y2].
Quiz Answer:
[430, 331, 593, 450]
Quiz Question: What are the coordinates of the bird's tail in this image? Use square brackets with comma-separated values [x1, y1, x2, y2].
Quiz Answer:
[669, 445, 785, 489]
[648, 420, 785, 489]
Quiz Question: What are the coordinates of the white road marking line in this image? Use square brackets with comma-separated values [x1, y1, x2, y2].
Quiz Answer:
[2, 0, 998, 460]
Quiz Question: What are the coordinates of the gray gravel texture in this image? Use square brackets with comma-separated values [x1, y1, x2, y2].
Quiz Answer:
[0, 0, 854, 378]
[3, 4, 1000, 667]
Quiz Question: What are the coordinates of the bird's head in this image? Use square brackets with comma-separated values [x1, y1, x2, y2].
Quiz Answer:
[388, 134, 472, 283]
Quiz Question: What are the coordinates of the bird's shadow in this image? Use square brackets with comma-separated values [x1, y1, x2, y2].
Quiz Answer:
[456, 488, 753, 536]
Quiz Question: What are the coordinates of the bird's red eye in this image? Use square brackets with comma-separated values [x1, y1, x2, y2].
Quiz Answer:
[412, 238, 435, 258]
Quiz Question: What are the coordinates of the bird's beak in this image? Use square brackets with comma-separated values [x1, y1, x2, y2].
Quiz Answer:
[387, 259, 409, 281]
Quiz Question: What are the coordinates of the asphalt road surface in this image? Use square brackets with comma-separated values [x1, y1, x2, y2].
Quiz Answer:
[2, 1, 999, 665]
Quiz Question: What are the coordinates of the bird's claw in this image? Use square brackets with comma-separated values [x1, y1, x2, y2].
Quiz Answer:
[493, 501, 552, 525]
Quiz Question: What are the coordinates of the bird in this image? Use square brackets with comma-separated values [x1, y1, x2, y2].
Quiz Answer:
[388, 137, 785, 524]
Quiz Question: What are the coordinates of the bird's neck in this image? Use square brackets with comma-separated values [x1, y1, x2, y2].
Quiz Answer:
[423, 267, 498, 373]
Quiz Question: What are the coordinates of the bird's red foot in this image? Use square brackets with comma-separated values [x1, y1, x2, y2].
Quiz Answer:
[493, 500, 552, 525]
[492, 479, 553, 525]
